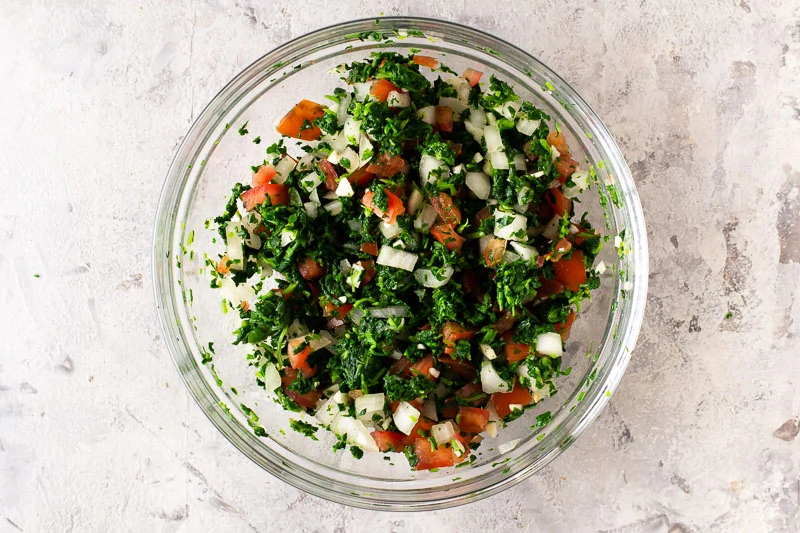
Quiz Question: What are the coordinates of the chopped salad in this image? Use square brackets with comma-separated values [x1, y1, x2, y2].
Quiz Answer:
[208, 51, 602, 470]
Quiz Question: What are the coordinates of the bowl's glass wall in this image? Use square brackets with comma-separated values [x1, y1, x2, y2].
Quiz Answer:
[154, 17, 647, 510]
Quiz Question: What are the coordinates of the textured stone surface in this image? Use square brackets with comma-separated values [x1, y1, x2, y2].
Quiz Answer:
[1, 1, 799, 531]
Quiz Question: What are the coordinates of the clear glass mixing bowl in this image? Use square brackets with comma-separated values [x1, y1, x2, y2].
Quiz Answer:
[152, 17, 648, 511]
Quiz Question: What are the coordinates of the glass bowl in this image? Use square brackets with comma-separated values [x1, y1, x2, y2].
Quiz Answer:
[152, 17, 647, 511]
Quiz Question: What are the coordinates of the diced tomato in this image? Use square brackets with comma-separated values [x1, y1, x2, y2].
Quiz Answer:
[439, 357, 477, 381]
[318, 159, 339, 191]
[447, 141, 463, 158]
[241, 183, 289, 210]
[462, 269, 479, 295]
[430, 193, 461, 228]
[414, 438, 455, 471]
[403, 416, 435, 447]
[216, 255, 231, 275]
[434, 106, 454, 132]
[456, 382, 487, 406]
[553, 250, 587, 292]
[281, 368, 322, 408]
[458, 406, 490, 434]
[555, 309, 577, 342]
[410, 355, 437, 380]
[440, 400, 457, 420]
[252, 165, 277, 186]
[297, 256, 325, 281]
[547, 237, 572, 263]
[493, 311, 517, 333]
[412, 54, 439, 69]
[430, 223, 465, 253]
[359, 242, 379, 256]
[370, 79, 401, 103]
[442, 321, 474, 346]
[371, 431, 406, 453]
[554, 156, 579, 182]
[347, 167, 376, 187]
[546, 130, 570, 157]
[536, 277, 565, 299]
[354, 259, 377, 285]
[390, 356, 413, 376]
[361, 189, 406, 224]
[545, 187, 572, 217]
[483, 237, 507, 267]
[287, 337, 313, 376]
[365, 153, 406, 177]
[322, 300, 353, 319]
[570, 224, 597, 246]
[276, 100, 326, 141]
[451, 432, 470, 464]
[462, 68, 483, 87]
[306, 282, 320, 302]
[490, 380, 533, 419]
[502, 330, 531, 363]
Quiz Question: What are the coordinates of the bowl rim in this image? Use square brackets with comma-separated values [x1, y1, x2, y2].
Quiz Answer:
[152, 15, 648, 511]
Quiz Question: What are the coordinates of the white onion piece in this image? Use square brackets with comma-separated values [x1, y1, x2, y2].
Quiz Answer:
[387, 91, 411, 108]
[510, 241, 538, 261]
[417, 106, 436, 125]
[347, 264, 364, 290]
[287, 319, 308, 338]
[280, 229, 297, 247]
[541, 215, 561, 240]
[315, 397, 341, 425]
[444, 75, 471, 103]
[393, 401, 421, 435]
[485, 421, 499, 438]
[339, 258, 352, 274]
[422, 399, 439, 422]
[469, 107, 487, 127]
[498, 438, 521, 454]
[481, 361, 513, 394]
[414, 204, 438, 232]
[376, 247, 418, 272]
[484, 124, 503, 153]
[488, 150, 509, 170]
[331, 131, 349, 152]
[336, 93, 351, 126]
[550, 144, 561, 161]
[513, 204, 528, 214]
[330, 415, 379, 452]
[335, 177, 354, 198]
[219, 277, 254, 308]
[358, 135, 374, 164]
[355, 393, 386, 422]
[343, 116, 362, 145]
[353, 82, 373, 102]
[288, 187, 302, 207]
[514, 153, 527, 172]
[273, 156, 296, 183]
[438, 96, 467, 117]
[516, 117, 541, 136]
[338, 146, 360, 172]
[563, 170, 590, 198]
[297, 153, 316, 172]
[414, 265, 454, 288]
[464, 121, 484, 143]
[303, 202, 318, 219]
[263, 363, 281, 394]
[535, 332, 563, 356]
[390, 349, 403, 360]
[502, 250, 521, 263]
[432, 421, 455, 445]
[486, 401, 501, 423]
[300, 171, 323, 191]
[407, 188, 424, 215]
[497, 100, 521, 120]
[494, 210, 527, 241]
[479, 343, 497, 360]
[323, 200, 342, 216]
[465, 171, 491, 200]
[419, 154, 448, 185]
[478, 234, 493, 255]
[369, 305, 408, 318]
[379, 221, 402, 239]
[225, 221, 244, 268]
[595, 260, 607, 274]
[349, 308, 364, 325]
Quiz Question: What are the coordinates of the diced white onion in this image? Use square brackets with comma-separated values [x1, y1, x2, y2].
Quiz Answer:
[535, 332, 563, 356]
[286, 319, 308, 339]
[315, 397, 342, 425]
[306, 332, 332, 353]
[348, 264, 364, 290]
[595, 260, 607, 274]
[488, 150, 509, 170]
[485, 421, 499, 438]
[309, 187, 321, 205]
[349, 308, 364, 325]
[303, 201, 318, 219]
[330, 415, 379, 452]
[288, 187, 302, 207]
[472, 152, 484, 163]
[263, 363, 281, 394]
[484, 124, 503, 153]
[508, 403, 523, 413]
[481, 361, 513, 394]
[377, 247, 418, 272]
[273, 156, 296, 183]
[465, 121, 484, 143]
[541, 215, 562, 240]
[414, 204, 438, 232]
[513, 204, 528, 214]
[219, 277, 254, 308]
[353, 82, 373, 102]
[563, 170, 590, 198]
[509, 241, 538, 261]
[502, 250, 521, 263]
[300, 171, 323, 192]
[369, 305, 408, 318]
[393, 401, 421, 435]
[380, 221, 402, 239]
[444, 75, 471, 103]
[339, 258, 352, 274]
[478, 234, 493, 255]
[297, 153, 317, 172]
[438, 96, 467, 118]
[330, 131, 349, 153]
[498, 438, 521, 454]
[335, 177, 354, 197]
[419, 154, 448, 185]
[407, 188, 424, 215]
[414, 265, 455, 288]
[340, 146, 360, 172]
[358, 135, 374, 164]
[280, 228, 297, 247]
[323, 200, 342, 216]
[336, 93, 351, 126]
[465, 171, 491, 200]
[516, 117, 541, 136]
[343, 116, 362, 145]
[432, 421, 455, 445]
[469, 107, 487, 127]
[387, 91, 411, 108]
[497, 100, 521, 120]
[225, 221, 244, 268]
[479, 343, 497, 360]
[355, 393, 386, 422]
[417, 105, 436, 125]
[514, 153, 527, 172]
[550, 144, 561, 161]
[494, 210, 528, 241]
[486, 401, 501, 422]
[428, 367, 440, 378]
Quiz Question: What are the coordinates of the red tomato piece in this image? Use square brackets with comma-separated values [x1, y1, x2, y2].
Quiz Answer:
[252, 165, 277, 186]
[434, 106, 454, 132]
[402, 416, 435, 446]
[502, 330, 531, 363]
[297, 257, 325, 281]
[354, 259, 377, 285]
[370, 79, 401, 103]
[365, 153, 406, 177]
[553, 250, 587, 292]
[555, 309, 577, 342]
[462, 68, 483, 87]
[347, 167, 376, 187]
[390, 356, 413, 377]
[490, 381, 533, 419]
[442, 321, 475, 346]
[456, 382, 486, 406]
[371, 431, 406, 453]
[414, 438, 455, 471]
[287, 338, 312, 373]
[545, 187, 572, 217]
[412, 55, 439, 69]
[483, 237, 507, 267]
[430, 223, 465, 253]
[458, 406, 490, 434]
[438, 357, 477, 381]
[322, 301, 353, 319]
[276, 100, 326, 141]
[461, 269, 479, 295]
[241, 183, 289, 210]
[281, 368, 321, 408]
[410, 355, 436, 381]
[554, 156, 579, 182]
[493, 311, 517, 333]
[430, 193, 461, 228]
[536, 277, 565, 299]
[360, 242, 379, 256]
[361, 189, 406, 224]
[317, 159, 339, 191]
[216, 255, 231, 275]
[546, 130, 570, 157]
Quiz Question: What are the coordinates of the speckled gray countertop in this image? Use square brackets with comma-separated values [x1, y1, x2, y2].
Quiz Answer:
[1, 1, 799, 531]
